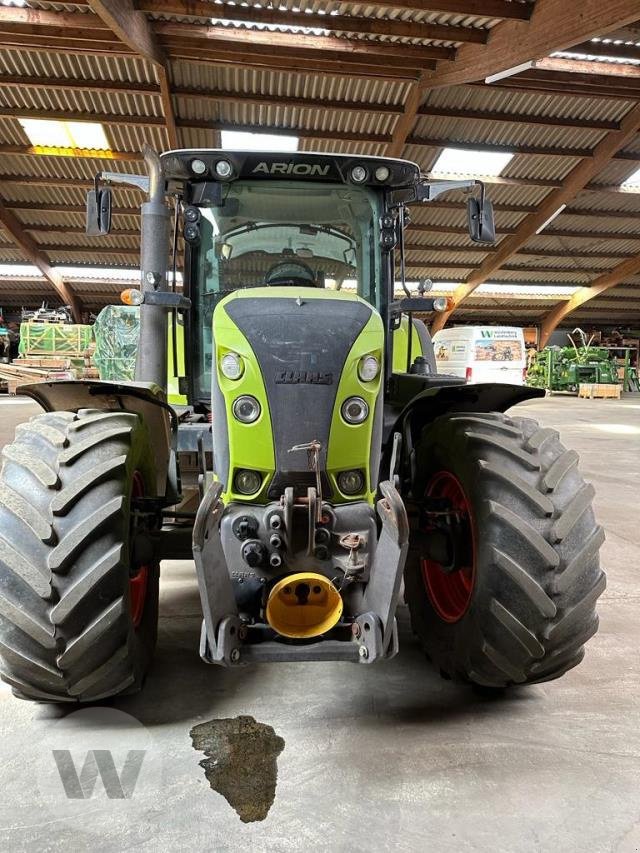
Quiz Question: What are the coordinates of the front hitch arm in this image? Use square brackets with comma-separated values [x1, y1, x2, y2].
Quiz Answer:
[192, 481, 242, 665]
[359, 480, 410, 657]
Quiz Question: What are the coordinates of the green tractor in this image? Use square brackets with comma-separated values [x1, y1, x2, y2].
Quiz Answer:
[0, 148, 605, 702]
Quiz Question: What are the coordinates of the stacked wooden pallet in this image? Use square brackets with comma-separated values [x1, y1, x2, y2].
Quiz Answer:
[0, 322, 99, 393]
[0, 362, 76, 395]
[578, 383, 622, 400]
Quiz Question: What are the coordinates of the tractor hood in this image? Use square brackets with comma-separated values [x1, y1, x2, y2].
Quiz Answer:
[212, 287, 384, 504]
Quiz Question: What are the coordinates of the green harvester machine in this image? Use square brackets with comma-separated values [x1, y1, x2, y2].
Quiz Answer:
[0, 148, 605, 703]
[527, 329, 638, 393]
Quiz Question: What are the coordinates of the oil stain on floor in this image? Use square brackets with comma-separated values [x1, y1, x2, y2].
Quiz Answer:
[190, 715, 285, 823]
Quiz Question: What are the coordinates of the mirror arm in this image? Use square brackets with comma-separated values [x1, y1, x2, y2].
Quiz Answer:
[416, 178, 480, 202]
[389, 178, 482, 206]
[97, 171, 150, 193]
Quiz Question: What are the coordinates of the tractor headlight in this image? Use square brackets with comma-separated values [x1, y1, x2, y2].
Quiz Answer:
[183, 223, 200, 244]
[215, 159, 233, 179]
[350, 165, 368, 184]
[341, 396, 369, 424]
[234, 469, 262, 495]
[433, 296, 452, 312]
[337, 469, 365, 495]
[375, 166, 390, 182]
[358, 354, 380, 382]
[220, 351, 244, 380]
[232, 395, 261, 423]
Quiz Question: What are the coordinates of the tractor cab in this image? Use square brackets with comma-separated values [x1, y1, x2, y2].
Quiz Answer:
[154, 150, 493, 406]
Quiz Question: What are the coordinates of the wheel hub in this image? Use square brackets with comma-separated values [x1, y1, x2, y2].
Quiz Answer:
[420, 471, 476, 623]
[130, 471, 150, 629]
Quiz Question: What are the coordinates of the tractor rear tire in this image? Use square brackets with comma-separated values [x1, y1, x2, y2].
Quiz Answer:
[404, 412, 605, 688]
[0, 408, 159, 702]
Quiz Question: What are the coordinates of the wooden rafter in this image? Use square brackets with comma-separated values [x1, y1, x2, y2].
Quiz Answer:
[0, 5, 457, 66]
[87, 0, 178, 150]
[387, 0, 640, 156]
[535, 56, 640, 77]
[408, 223, 640, 240]
[140, 0, 488, 44]
[165, 48, 420, 81]
[431, 100, 640, 332]
[484, 70, 640, 100]
[0, 199, 82, 320]
[361, 1, 532, 19]
[156, 27, 451, 67]
[424, 2, 640, 87]
[0, 35, 416, 80]
[539, 254, 640, 346]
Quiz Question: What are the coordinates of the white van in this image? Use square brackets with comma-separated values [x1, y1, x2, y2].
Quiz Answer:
[432, 326, 526, 385]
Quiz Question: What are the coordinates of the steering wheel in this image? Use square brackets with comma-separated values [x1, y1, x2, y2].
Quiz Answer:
[264, 260, 317, 287]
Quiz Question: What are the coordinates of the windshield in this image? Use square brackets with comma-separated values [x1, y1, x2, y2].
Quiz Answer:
[189, 180, 382, 399]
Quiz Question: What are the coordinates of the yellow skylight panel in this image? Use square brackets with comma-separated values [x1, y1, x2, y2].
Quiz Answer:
[18, 119, 110, 151]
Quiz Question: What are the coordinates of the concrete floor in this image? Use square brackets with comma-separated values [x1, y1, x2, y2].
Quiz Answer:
[0, 393, 639, 852]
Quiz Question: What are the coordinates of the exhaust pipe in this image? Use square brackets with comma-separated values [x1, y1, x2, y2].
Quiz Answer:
[135, 145, 171, 388]
[266, 572, 343, 639]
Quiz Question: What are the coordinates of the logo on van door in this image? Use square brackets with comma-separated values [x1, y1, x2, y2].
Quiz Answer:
[479, 329, 519, 339]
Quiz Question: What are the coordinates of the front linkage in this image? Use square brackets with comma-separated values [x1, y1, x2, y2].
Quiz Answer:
[193, 478, 409, 665]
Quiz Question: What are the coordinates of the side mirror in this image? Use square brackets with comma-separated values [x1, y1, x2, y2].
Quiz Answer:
[216, 242, 233, 260]
[86, 187, 112, 236]
[467, 196, 495, 244]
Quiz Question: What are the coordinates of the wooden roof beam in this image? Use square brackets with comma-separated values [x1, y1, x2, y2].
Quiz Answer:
[421, 1, 640, 89]
[536, 56, 640, 77]
[141, 0, 488, 44]
[0, 32, 132, 56]
[11, 203, 140, 215]
[539, 253, 640, 346]
[0, 74, 159, 97]
[408, 223, 640, 241]
[419, 200, 640, 220]
[481, 72, 640, 100]
[87, 1, 178, 148]
[165, 44, 421, 81]
[158, 37, 442, 73]
[388, 0, 640, 156]
[405, 243, 640, 260]
[155, 22, 454, 65]
[431, 99, 640, 332]
[365, 1, 532, 19]
[0, 198, 82, 320]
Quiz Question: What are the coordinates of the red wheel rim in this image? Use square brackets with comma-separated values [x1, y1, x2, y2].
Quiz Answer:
[130, 471, 149, 629]
[420, 470, 476, 623]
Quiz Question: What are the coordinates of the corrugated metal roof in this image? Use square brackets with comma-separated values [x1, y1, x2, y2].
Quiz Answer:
[0, 1, 639, 328]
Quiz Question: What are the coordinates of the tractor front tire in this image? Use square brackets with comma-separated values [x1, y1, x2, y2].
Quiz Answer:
[404, 412, 605, 688]
[0, 409, 159, 702]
